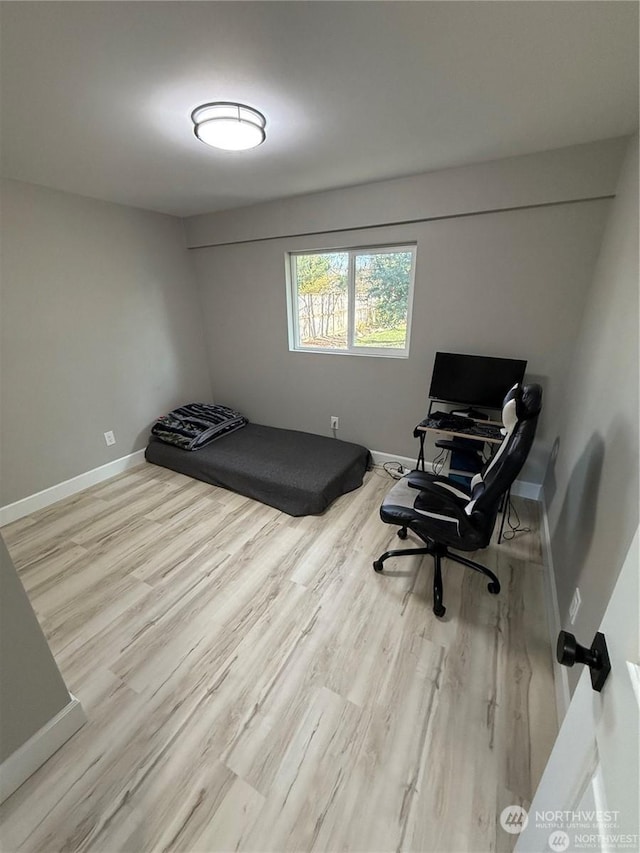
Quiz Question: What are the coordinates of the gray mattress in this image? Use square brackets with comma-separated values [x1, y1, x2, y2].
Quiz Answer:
[145, 423, 371, 516]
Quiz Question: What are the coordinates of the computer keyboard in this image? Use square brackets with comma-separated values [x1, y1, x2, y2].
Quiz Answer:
[471, 422, 504, 440]
[421, 412, 475, 429]
[419, 413, 503, 441]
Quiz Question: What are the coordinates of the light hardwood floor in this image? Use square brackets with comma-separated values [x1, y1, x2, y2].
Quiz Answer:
[0, 464, 557, 853]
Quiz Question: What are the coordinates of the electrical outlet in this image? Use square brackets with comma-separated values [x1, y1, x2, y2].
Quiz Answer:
[330, 416, 339, 430]
[104, 430, 116, 447]
[569, 587, 581, 625]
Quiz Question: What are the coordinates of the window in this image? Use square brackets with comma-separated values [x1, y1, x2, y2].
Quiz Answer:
[286, 244, 416, 357]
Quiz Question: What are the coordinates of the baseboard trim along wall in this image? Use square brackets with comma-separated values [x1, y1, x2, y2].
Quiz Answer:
[370, 450, 428, 471]
[0, 695, 86, 805]
[2, 445, 543, 527]
[0, 449, 146, 527]
[539, 493, 571, 724]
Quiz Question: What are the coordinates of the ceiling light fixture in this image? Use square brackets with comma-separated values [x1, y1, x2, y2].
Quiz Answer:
[191, 102, 266, 151]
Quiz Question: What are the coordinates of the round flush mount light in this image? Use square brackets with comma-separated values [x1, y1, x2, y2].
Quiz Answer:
[191, 102, 266, 151]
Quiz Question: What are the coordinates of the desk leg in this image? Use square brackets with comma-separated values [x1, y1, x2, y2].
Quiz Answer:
[498, 486, 511, 545]
[417, 432, 426, 472]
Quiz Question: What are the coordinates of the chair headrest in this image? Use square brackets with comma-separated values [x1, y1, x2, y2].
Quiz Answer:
[519, 383, 543, 418]
[502, 383, 543, 431]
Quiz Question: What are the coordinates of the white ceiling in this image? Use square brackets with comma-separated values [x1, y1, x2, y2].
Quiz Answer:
[1, 1, 637, 218]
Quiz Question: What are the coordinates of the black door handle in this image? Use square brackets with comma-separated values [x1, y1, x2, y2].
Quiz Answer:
[556, 630, 611, 692]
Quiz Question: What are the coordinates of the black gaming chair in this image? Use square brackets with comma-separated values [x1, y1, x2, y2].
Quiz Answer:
[373, 384, 542, 617]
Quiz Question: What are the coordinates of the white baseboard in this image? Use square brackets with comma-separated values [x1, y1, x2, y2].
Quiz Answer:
[539, 491, 571, 725]
[1, 444, 542, 528]
[0, 450, 146, 527]
[510, 480, 543, 501]
[370, 450, 431, 471]
[0, 695, 86, 804]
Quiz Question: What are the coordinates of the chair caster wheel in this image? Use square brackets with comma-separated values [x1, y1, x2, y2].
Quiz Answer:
[488, 582, 500, 594]
[397, 528, 408, 540]
[373, 560, 384, 573]
[433, 604, 446, 618]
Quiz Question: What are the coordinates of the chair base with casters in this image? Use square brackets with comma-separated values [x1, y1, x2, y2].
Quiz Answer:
[373, 527, 500, 618]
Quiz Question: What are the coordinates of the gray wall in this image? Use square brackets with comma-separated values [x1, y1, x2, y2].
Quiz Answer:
[545, 135, 639, 692]
[187, 141, 624, 484]
[185, 137, 627, 248]
[0, 535, 71, 762]
[0, 180, 212, 506]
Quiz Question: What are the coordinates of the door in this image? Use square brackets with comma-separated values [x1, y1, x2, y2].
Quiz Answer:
[515, 529, 639, 853]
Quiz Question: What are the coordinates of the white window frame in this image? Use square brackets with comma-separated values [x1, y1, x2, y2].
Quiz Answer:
[286, 243, 416, 358]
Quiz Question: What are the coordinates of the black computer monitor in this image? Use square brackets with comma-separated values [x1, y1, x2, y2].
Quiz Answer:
[429, 352, 527, 409]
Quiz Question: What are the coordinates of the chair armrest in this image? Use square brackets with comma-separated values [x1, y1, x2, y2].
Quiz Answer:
[407, 471, 439, 490]
[407, 472, 471, 501]
[412, 480, 470, 525]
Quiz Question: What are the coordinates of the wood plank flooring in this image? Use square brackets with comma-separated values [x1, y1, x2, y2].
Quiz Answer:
[0, 464, 557, 853]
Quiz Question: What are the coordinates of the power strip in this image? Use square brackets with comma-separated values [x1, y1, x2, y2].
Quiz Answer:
[386, 463, 410, 480]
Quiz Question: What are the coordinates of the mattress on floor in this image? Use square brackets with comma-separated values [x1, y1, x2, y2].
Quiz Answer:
[145, 423, 371, 516]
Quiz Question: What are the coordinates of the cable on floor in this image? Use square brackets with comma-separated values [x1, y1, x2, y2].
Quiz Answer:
[432, 447, 448, 475]
[382, 461, 410, 480]
[502, 497, 531, 540]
